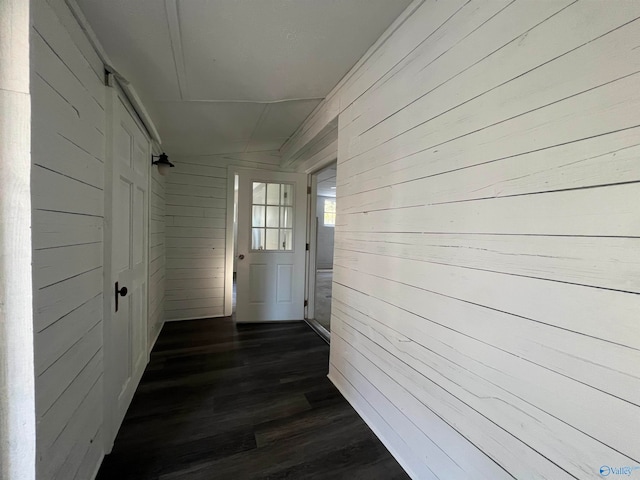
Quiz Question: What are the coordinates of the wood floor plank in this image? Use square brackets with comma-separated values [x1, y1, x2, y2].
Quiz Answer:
[97, 318, 408, 480]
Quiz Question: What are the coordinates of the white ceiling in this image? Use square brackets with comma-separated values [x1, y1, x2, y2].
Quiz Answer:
[317, 162, 337, 198]
[76, 0, 412, 156]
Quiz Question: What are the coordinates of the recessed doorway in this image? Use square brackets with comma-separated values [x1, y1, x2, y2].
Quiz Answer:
[306, 161, 337, 339]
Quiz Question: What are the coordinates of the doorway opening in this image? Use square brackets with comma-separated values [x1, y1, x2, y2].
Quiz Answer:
[226, 167, 308, 322]
[232, 174, 239, 317]
[306, 161, 337, 340]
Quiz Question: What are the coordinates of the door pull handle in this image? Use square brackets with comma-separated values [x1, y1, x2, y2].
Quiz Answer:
[115, 281, 128, 312]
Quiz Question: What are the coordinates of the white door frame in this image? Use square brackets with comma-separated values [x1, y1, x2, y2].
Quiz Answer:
[102, 78, 151, 453]
[303, 156, 338, 324]
[0, 2, 35, 477]
[224, 166, 236, 317]
[305, 174, 317, 321]
[225, 166, 308, 320]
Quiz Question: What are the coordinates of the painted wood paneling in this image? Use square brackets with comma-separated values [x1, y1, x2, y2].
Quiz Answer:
[149, 169, 166, 348]
[282, 118, 338, 171]
[30, 1, 166, 478]
[164, 153, 281, 321]
[31, 0, 106, 478]
[288, 1, 640, 478]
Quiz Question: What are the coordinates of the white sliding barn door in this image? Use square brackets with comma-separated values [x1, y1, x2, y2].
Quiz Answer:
[104, 84, 150, 449]
[236, 170, 307, 322]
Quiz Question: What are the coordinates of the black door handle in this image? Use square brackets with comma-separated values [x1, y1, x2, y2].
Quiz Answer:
[115, 281, 128, 312]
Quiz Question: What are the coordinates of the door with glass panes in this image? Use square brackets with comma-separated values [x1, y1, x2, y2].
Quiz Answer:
[236, 169, 307, 322]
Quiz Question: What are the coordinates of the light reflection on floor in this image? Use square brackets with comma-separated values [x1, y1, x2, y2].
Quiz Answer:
[314, 269, 332, 331]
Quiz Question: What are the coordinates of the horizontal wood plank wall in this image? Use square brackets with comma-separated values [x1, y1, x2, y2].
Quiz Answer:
[284, 1, 640, 478]
[164, 153, 282, 321]
[149, 168, 166, 346]
[283, 118, 338, 171]
[31, 0, 106, 478]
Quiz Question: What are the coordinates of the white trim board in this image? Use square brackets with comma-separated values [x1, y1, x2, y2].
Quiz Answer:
[224, 165, 236, 317]
[0, 2, 36, 479]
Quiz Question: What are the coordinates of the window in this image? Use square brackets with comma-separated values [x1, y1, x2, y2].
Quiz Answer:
[251, 182, 294, 250]
[323, 198, 336, 226]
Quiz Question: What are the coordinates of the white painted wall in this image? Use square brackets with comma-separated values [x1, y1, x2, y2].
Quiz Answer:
[285, 1, 640, 478]
[0, 1, 35, 479]
[30, 0, 166, 477]
[31, 0, 106, 477]
[316, 196, 335, 270]
[165, 153, 282, 321]
[149, 167, 166, 347]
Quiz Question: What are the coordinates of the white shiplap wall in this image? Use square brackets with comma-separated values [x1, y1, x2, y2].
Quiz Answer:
[31, 0, 167, 478]
[149, 168, 166, 346]
[165, 153, 281, 321]
[286, 1, 640, 478]
[31, 0, 106, 478]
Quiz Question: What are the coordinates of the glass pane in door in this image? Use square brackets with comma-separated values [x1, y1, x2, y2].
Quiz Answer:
[251, 182, 294, 251]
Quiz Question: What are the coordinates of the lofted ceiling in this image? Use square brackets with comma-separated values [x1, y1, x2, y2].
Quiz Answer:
[76, 0, 412, 156]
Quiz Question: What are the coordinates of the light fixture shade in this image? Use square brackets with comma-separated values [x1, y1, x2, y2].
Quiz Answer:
[157, 163, 171, 176]
[151, 152, 175, 176]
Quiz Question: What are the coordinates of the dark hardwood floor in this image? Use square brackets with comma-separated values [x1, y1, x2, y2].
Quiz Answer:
[97, 318, 410, 480]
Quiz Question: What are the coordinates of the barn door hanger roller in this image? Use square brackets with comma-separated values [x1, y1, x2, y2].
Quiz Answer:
[151, 153, 175, 176]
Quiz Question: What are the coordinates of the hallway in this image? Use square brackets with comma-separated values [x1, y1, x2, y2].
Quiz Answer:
[97, 319, 408, 480]
[6, 1, 639, 478]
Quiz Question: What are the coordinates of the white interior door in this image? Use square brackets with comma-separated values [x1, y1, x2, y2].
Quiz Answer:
[105, 87, 149, 447]
[236, 169, 307, 322]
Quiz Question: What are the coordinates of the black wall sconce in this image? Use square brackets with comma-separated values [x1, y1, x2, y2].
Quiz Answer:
[151, 153, 175, 176]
